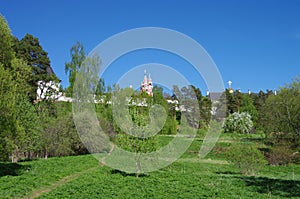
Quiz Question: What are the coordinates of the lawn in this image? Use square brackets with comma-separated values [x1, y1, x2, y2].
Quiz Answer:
[0, 135, 299, 198]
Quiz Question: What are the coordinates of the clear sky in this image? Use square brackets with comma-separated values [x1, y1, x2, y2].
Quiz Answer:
[1, 0, 299, 93]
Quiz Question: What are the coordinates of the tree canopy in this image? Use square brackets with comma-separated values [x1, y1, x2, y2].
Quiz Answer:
[0, 15, 15, 69]
[263, 77, 300, 140]
[65, 41, 86, 96]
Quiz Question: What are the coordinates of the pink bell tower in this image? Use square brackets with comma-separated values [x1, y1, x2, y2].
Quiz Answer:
[140, 70, 153, 96]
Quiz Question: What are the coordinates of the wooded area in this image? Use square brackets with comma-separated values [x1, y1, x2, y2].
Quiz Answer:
[0, 15, 299, 168]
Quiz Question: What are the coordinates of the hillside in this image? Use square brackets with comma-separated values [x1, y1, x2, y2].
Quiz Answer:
[1, 135, 299, 198]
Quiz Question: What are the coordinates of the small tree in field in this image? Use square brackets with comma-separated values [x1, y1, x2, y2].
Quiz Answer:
[116, 132, 159, 177]
[223, 112, 253, 134]
[112, 88, 162, 177]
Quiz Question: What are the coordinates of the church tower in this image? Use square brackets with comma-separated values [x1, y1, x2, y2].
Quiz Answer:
[140, 70, 153, 96]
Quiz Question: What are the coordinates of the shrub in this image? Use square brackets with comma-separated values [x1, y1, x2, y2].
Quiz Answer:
[223, 112, 253, 134]
[226, 144, 267, 176]
[264, 132, 298, 165]
[264, 132, 293, 146]
[265, 145, 294, 166]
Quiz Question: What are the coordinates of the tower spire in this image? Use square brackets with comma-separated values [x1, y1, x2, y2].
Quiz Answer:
[140, 70, 153, 96]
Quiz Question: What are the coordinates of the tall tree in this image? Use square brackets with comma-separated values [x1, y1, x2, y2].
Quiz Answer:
[152, 85, 177, 134]
[13, 94, 42, 161]
[0, 64, 16, 161]
[0, 15, 15, 69]
[252, 90, 273, 130]
[263, 77, 300, 142]
[14, 34, 56, 81]
[240, 94, 258, 125]
[65, 42, 86, 96]
[200, 96, 212, 127]
[180, 86, 200, 129]
[96, 78, 106, 95]
[190, 85, 213, 128]
[13, 34, 58, 101]
[11, 58, 33, 96]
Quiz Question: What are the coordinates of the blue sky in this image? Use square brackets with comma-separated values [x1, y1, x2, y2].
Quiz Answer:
[1, 0, 300, 93]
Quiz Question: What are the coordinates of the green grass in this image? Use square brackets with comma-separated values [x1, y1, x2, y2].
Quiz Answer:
[38, 161, 300, 199]
[0, 135, 300, 198]
[0, 155, 99, 198]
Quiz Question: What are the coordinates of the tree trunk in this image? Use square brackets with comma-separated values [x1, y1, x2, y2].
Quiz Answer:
[135, 155, 141, 178]
[11, 146, 19, 163]
[44, 148, 48, 159]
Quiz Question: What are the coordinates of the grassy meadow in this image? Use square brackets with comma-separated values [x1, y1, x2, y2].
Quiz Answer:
[1, 134, 299, 199]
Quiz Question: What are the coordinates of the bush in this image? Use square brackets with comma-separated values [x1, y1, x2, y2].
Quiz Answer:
[226, 144, 267, 176]
[264, 132, 293, 146]
[265, 145, 294, 166]
[223, 112, 253, 134]
[264, 132, 298, 165]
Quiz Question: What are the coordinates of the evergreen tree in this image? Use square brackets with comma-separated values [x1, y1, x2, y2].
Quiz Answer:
[225, 89, 241, 115]
[252, 90, 273, 130]
[13, 34, 58, 101]
[14, 34, 56, 81]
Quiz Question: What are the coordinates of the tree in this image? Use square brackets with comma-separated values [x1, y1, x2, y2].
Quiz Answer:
[116, 104, 159, 177]
[200, 96, 212, 128]
[96, 78, 106, 95]
[109, 88, 161, 176]
[0, 15, 15, 69]
[223, 89, 244, 116]
[0, 64, 16, 161]
[113, 83, 120, 92]
[179, 86, 200, 129]
[41, 113, 79, 158]
[11, 58, 33, 96]
[190, 85, 212, 128]
[152, 86, 168, 110]
[0, 17, 42, 162]
[116, 132, 159, 177]
[13, 34, 58, 101]
[263, 76, 300, 142]
[65, 42, 86, 96]
[252, 90, 273, 130]
[13, 94, 42, 161]
[107, 85, 112, 93]
[152, 85, 177, 134]
[240, 94, 258, 125]
[14, 34, 56, 80]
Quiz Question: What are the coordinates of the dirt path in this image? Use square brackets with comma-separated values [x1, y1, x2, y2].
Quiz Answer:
[22, 166, 99, 199]
[178, 158, 229, 165]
